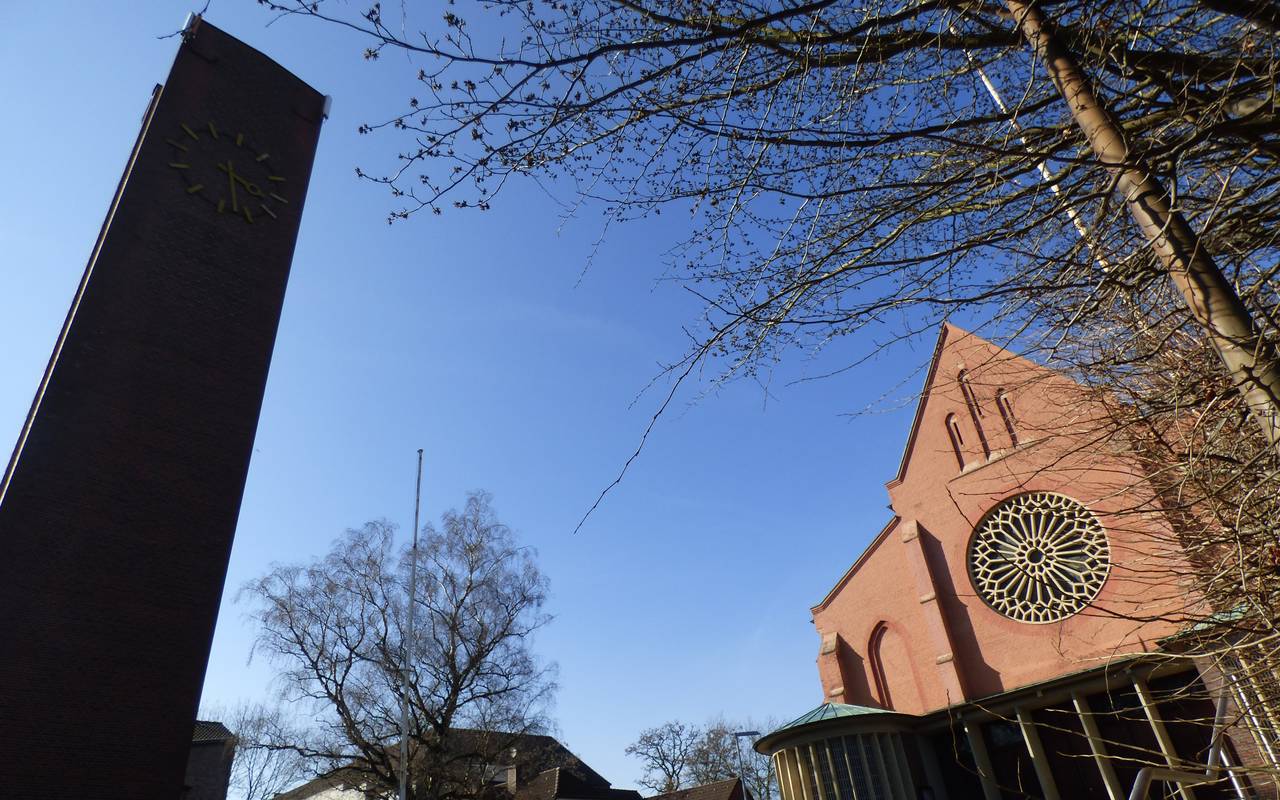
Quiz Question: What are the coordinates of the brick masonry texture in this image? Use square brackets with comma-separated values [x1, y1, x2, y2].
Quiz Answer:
[0, 19, 323, 796]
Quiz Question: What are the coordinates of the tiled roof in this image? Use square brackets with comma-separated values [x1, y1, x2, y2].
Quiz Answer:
[461, 730, 611, 787]
[517, 767, 643, 800]
[192, 720, 234, 743]
[272, 769, 364, 800]
[647, 778, 748, 800]
[270, 729, 619, 799]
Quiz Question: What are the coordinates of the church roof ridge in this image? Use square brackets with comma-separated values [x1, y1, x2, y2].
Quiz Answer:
[811, 516, 899, 613]
[887, 323, 956, 489]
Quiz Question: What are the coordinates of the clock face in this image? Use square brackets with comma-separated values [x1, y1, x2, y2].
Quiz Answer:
[166, 121, 288, 224]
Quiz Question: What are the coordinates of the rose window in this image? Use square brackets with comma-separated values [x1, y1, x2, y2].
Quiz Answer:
[967, 492, 1110, 623]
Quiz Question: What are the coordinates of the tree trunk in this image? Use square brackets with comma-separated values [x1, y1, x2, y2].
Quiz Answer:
[1002, 0, 1280, 452]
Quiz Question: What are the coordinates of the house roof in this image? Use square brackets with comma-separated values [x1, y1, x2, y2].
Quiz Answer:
[647, 778, 748, 800]
[271, 729, 617, 800]
[273, 772, 350, 800]
[192, 720, 234, 743]
[273, 768, 372, 800]
[518, 767, 643, 800]
[511, 733, 611, 787]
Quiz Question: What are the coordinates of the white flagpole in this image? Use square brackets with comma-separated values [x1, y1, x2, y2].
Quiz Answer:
[401, 448, 424, 800]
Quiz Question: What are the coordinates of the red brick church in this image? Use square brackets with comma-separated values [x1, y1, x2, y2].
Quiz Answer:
[755, 324, 1279, 799]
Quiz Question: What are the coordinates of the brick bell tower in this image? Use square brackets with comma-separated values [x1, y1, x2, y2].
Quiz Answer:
[0, 17, 325, 796]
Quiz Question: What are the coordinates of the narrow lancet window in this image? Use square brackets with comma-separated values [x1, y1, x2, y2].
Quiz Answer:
[996, 389, 1018, 446]
[946, 413, 966, 469]
[958, 370, 991, 457]
[869, 623, 893, 709]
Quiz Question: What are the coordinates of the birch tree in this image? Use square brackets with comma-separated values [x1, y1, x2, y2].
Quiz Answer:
[240, 492, 556, 800]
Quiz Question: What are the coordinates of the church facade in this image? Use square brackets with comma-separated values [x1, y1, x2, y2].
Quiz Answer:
[755, 324, 1279, 799]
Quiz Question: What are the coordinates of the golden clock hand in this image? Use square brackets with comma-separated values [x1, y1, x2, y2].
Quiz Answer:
[218, 160, 241, 211]
[232, 172, 265, 198]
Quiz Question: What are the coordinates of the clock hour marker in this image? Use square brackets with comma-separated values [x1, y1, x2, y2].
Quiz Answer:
[269, 192, 288, 204]
[255, 153, 270, 162]
[181, 123, 200, 141]
[268, 175, 286, 183]
[217, 199, 226, 214]
[187, 184, 205, 194]
[166, 139, 189, 152]
[207, 122, 220, 139]
[169, 162, 190, 169]
[236, 133, 244, 147]
[259, 203, 277, 220]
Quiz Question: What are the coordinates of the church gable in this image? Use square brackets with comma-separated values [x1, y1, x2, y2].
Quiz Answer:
[888, 323, 1076, 503]
[813, 323, 1190, 713]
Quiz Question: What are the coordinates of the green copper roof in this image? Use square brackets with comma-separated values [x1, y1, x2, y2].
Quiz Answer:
[771, 703, 895, 735]
[1162, 604, 1251, 641]
[754, 702, 918, 755]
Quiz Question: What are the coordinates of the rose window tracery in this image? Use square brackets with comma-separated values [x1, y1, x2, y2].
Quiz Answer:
[967, 492, 1110, 623]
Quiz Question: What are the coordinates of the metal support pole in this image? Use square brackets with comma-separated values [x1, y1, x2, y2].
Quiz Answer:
[1014, 708, 1061, 800]
[963, 718, 1001, 800]
[1125, 684, 1233, 800]
[1073, 693, 1125, 800]
[1131, 676, 1197, 800]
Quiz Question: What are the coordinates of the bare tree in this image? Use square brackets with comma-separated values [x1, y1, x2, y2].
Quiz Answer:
[261, 0, 1280, 447]
[684, 722, 735, 790]
[626, 721, 702, 793]
[628, 718, 778, 798]
[240, 491, 556, 800]
[204, 701, 308, 800]
[688, 718, 779, 800]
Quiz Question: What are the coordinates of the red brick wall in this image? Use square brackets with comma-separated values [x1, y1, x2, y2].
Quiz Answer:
[814, 325, 1195, 714]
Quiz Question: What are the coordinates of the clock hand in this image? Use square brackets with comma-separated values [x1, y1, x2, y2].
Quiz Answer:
[218, 160, 240, 212]
[232, 173, 265, 198]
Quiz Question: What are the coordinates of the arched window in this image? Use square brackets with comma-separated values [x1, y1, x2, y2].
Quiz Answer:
[958, 370, 983, 416]
[958, 370, 990, 457]
[869, 623, 893, 709]
[996, 389, 1018, 445]
[945, 413, 966, 469]
[868, 623, 925, 713]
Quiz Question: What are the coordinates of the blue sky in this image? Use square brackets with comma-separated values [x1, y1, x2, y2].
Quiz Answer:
[0, 1, 932, 790]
